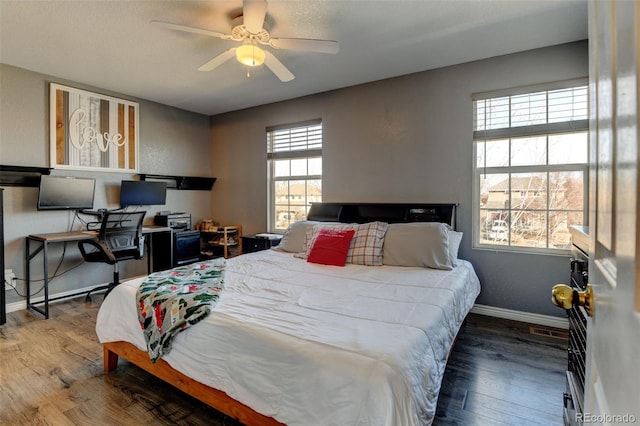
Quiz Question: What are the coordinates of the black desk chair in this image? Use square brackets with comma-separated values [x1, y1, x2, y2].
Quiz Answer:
[78, 211, 146, 302]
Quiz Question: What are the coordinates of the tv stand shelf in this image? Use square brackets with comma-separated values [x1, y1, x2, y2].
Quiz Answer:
[201, 226, 242, 259]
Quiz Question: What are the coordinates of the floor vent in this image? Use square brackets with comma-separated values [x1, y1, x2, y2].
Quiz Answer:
[529, 326, 569, 340]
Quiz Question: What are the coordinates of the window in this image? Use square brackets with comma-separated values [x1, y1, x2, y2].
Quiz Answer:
[267, 120, 322, 232]
[473, 80, 588, 253]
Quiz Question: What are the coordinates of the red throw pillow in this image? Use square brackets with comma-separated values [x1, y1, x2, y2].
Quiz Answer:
[307, 229, 355, 266]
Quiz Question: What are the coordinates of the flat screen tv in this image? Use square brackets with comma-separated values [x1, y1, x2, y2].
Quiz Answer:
[120, 180, 167, 207]
[37, 175, 96, 211]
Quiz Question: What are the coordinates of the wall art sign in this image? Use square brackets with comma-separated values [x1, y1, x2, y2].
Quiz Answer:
[50, 83, 139, 172]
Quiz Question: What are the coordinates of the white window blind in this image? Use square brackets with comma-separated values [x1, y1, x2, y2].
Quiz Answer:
[267, 120, 322, 159]
[473, 81, 588, 138]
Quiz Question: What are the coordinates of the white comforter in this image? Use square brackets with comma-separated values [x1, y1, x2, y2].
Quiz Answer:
[96, 249, 480, 426]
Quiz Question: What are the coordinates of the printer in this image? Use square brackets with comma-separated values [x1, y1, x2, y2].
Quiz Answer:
[154, 212, 192, 231]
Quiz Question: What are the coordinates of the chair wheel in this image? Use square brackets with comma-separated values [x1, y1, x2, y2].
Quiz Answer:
[85, 294, 92, 303]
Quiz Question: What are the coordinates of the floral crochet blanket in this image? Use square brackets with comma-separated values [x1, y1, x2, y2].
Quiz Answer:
[136, 258, 225, 363]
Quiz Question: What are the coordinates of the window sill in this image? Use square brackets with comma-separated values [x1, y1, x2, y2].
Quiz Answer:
[472, 244, 571, 257]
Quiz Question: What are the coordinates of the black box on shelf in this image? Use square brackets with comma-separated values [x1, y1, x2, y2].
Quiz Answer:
[242, 234, 283, 254]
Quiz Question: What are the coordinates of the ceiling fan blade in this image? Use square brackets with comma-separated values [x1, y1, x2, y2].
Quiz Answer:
[270, 38, 339, 54]
[198, 48, 237, 71]
[151, 20, 230, 40]
[264, 51, 295, 82]
[243, 0, 267, 34]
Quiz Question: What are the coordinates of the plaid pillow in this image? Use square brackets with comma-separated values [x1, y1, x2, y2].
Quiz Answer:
[307, 229, 356, 266]
[296, 221, 389, 266]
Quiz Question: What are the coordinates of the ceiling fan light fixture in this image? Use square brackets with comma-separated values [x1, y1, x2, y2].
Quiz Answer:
[153, 0, 339, 82]
[236, 43, 265, 67]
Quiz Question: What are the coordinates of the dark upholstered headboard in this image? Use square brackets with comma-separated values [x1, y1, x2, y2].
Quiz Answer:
[306, 203, 457, 229]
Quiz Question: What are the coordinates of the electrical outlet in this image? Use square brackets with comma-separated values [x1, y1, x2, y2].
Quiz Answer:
[4, 269, 16, 291]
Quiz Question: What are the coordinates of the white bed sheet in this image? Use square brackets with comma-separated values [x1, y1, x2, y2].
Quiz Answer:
[96, 249, 480, 426]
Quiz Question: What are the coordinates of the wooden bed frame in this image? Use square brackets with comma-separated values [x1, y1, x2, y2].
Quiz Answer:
[102, 202, 459, 426]
[103, 341, 284, 425]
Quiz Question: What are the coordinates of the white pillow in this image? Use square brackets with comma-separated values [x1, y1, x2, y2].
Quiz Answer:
[382, 222, 453, 270]
[295, 221, 389, 266]
[272, 221, 319, 253]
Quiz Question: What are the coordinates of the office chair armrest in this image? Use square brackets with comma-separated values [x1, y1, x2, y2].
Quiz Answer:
[78, 239, 117, 264]
[137, 235, 145, 259]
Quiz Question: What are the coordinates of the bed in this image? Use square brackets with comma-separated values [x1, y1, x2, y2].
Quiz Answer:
[96, 203, 481, 426]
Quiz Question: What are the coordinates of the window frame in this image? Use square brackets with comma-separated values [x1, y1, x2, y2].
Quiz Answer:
[266, 120, 323, 233]
[472, 79, 589, 255]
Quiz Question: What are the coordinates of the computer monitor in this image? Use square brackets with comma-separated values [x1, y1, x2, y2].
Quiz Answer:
[37, 175, 96, 211]
[119, 180, 167, 207]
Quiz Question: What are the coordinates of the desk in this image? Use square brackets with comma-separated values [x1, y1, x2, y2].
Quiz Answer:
[25, 226, 171, 319]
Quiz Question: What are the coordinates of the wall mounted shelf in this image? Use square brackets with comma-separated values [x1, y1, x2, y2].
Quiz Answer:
[139, 174, 216, 191]
[0, 165, 52, 187]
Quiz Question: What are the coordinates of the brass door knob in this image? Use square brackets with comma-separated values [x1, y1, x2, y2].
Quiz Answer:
[552, 284, 575, 309]
[552, 283, 594, 317]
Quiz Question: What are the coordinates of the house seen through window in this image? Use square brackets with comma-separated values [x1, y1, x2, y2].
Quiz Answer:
[473, 80, 588, 252]
[267, 120, 322, 232]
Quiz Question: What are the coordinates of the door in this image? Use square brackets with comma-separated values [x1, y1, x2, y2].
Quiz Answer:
[586, 0, 640, 422]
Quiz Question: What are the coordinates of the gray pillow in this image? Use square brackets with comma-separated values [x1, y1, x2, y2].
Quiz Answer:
[448, 230, 463, 267]
[272, 220, 319, 253]
[382, 222, 453, 270]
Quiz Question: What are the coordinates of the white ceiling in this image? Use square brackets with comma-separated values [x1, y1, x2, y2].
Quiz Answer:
[0, 0, 588, 116]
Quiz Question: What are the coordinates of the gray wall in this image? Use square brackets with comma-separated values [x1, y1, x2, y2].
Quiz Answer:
[0, 64, 212, 304]
[210, 41, 588, 317]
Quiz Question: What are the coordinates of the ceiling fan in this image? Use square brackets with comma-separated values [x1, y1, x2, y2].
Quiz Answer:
[151, 0, 339, 82]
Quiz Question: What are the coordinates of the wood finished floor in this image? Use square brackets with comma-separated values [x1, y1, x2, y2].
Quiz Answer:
[0, 296, 567, 425]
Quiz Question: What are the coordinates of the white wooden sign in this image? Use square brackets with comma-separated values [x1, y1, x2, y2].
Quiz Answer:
[50, 83, 139, 172]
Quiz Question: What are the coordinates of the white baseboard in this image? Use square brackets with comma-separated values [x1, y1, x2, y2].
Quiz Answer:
[6, 300, 27, 314]
[471, 304, 569, 329]
[4, 283, 107, 314]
